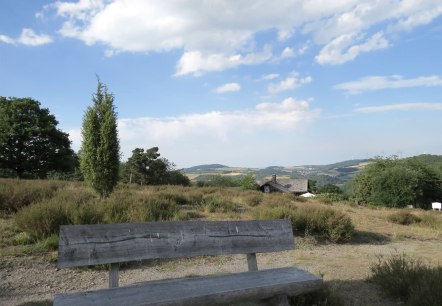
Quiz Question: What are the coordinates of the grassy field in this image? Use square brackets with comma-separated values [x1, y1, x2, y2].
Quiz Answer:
[0, 178, 441, 305]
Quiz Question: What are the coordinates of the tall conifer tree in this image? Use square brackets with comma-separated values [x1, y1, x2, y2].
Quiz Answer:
[80, 79, 120, 198]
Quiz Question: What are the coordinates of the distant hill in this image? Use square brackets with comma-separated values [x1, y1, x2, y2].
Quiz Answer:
[184, 155, 442, 186]
[185, 159, 370, 186]
[184, 164, 229, 173]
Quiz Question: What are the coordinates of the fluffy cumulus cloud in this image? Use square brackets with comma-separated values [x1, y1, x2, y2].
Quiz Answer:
[356, 102, 442, 113]
[214, 83, 241, 94]
[0, 29, 52, 46]
[113, 97, 319, 161]
[48, 0, 442, 73]
[335, 75, 442, 94]
[268, 72, 312, 93]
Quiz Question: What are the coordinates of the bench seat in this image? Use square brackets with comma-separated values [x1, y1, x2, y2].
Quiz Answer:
[54, 267, 321, 306]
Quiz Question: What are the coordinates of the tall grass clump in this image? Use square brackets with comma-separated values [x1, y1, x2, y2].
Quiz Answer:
[369, 254, 442, 306]
[0, 178, 64, 212]
[388, 211, 421, 225]
[203, 195, 238, 213]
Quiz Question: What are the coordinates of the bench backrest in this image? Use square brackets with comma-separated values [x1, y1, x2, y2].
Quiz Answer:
[58, 219, 294, 269]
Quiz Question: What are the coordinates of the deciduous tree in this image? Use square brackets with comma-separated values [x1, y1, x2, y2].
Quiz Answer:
[0, 97, 76, 178]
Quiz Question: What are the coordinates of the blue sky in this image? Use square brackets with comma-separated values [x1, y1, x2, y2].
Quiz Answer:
[1, 0, 442, 168]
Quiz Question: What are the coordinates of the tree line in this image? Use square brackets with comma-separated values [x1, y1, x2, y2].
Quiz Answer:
[0, 80, 189, 198]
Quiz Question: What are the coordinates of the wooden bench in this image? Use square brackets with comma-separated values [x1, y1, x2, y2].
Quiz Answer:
[54, 220, 322, 306]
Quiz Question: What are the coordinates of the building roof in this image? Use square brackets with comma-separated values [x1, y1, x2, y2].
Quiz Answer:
[258, 176, 308, 193]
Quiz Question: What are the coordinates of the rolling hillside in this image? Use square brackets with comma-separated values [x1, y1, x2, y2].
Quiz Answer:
[184, 155, 442, 186]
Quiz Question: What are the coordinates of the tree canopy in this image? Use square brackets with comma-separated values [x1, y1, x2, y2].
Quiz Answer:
[0, 97, 76, 178]
[352, 156, 442, 209]
[80, 80, 120, 198]
[123, 147, 190, 186]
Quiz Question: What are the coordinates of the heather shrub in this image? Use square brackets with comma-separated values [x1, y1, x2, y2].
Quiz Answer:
[369, 254, 442, 306]
[253, 204, 354, 243]
[203, 195, 238, 213]
[0, 179, 63, 212]
[388, 211, 421, 225]
[16, 200, 69, 239]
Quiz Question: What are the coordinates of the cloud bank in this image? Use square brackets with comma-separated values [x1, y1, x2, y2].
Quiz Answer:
[47, 0, 442, 74]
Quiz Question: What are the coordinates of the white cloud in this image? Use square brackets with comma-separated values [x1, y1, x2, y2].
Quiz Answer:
[116, 97, 319, 160]
[214, 83, 241, 94]
[315, 31, 389, 65]
[281, 47, 296, 58]
[17, 28, 53, 46]
[175, 49, 272, 76]
[261, 73, 280, 81]
[335, 75, 442, 94]
[268, 72, 312, 93]
[0, 29, 52, 46]
[0, 34, 14, 44]
[356, 103, 442, 113]
[49, 0, 442, 71]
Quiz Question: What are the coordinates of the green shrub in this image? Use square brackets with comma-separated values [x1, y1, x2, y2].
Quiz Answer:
[369, 254, 442, 306]
[293, 206, 354, 243]
[388, 211, 421, 225]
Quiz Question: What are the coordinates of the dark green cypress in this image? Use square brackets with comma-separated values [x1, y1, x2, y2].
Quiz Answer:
[80, 80, 120, 198]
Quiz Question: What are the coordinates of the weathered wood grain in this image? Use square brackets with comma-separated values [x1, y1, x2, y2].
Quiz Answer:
[54, 267, 322, 306]
[57, 220, 294, 268]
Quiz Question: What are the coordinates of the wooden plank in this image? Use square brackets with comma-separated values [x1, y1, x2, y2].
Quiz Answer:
[53, 267, 322, 306]
[109, 263, 119, 288]
[247, 253, 258, 272]
[58, 220, 294, 268]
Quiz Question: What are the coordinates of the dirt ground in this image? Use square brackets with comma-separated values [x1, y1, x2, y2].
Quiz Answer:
[2, 236, 441, 306]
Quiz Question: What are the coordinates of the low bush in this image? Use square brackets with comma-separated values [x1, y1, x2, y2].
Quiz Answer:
[388, 211, 421, 225]
[253, 204, 354, 243]
[369, 253, 442, 306]
[0, 179, 64, 212]
[16, 200, 69, 239]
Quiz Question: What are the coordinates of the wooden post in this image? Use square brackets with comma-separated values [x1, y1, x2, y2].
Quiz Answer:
[109, 263, 119, 288]
[247, 253, 258, 272]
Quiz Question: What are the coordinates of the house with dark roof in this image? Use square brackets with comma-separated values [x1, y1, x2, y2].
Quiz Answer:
[258, 175, 308, 195]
